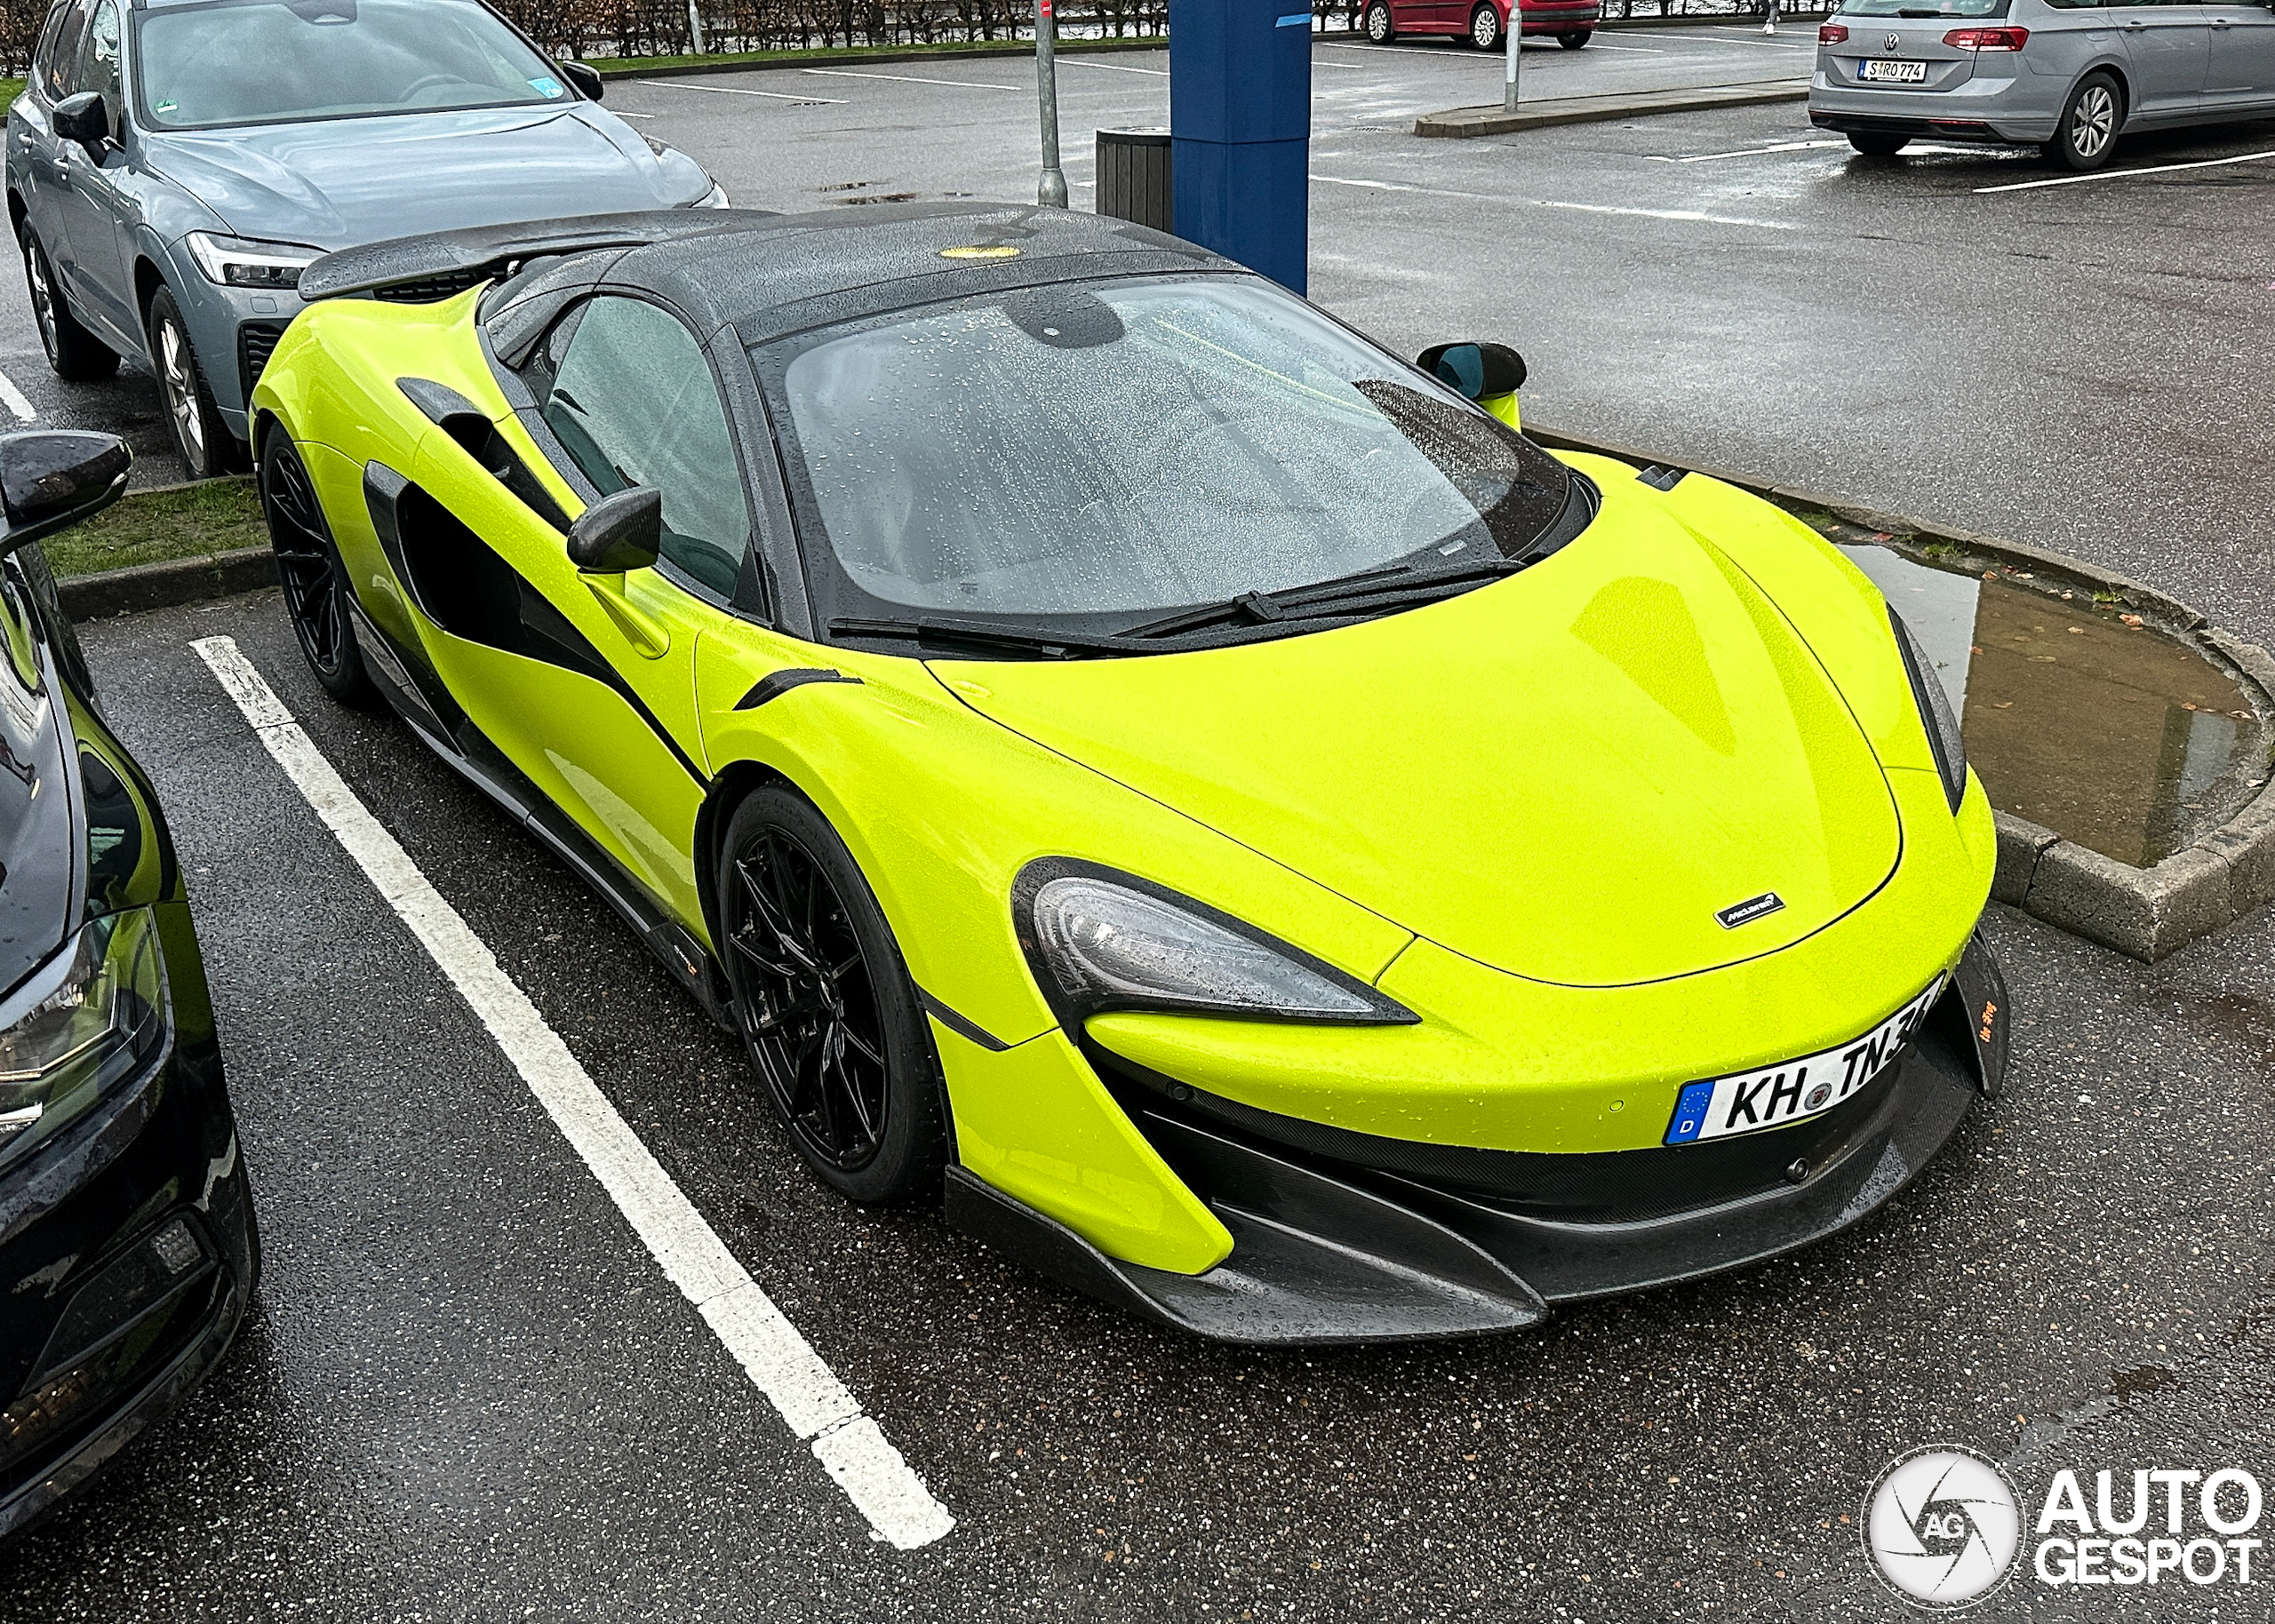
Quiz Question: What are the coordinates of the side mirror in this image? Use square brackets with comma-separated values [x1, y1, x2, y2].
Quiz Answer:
[0, 430, 131, 556]
[1417, 342, 1527, 402]
[565, 485, 660, 574]
[52, 91, 110, 155]
[559, 60, 603, 101]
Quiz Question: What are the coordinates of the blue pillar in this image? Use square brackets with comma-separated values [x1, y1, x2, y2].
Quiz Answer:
[1169, 0, 1313, 295]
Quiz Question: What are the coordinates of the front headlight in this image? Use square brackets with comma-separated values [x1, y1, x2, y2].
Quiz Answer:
[1891, 607, 1968, 812]
[185, 231, 323, 291]
[0, 908, 170, 1161]
[1019, 867, 1414, 1024]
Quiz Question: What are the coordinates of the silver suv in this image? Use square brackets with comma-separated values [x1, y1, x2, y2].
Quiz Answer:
[1808, 0, 2275, 171]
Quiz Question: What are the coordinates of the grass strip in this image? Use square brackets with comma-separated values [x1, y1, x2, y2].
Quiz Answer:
[44, 478, 267, 580]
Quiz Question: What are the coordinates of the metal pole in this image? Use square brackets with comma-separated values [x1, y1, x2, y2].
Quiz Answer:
[1035, 0, 1069, 206]
[686, 0, 707, 55]
[1503, 0, 1520, 111]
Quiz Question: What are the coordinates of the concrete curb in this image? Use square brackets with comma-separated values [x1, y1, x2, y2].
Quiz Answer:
[591, 35, 1167, 81]
[1415, 78, 1808, 138]
[59, 545, 276, 623]
[1529, 422, 2275, 965]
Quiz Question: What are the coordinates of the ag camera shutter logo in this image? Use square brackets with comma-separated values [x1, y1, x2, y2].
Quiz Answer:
[1864, 1446, 2023, 1610]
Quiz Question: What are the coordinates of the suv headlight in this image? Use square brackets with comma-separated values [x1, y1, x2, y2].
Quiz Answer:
[1, 908, 170, 1162]
[185, 232, 323, 290]
[1890, 608, 1968, 812]
[1018, 866, 1414, 1024]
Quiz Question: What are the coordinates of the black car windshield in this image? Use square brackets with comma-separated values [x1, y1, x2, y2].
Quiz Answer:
[133, 0, 569, 130]
[756, 276, 1575, 640]
[1839, 0, 2010, 16]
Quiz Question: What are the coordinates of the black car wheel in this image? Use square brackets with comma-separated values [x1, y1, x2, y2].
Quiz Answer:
[1848, 131, 1912, 156]
[1469, 4, 1502, 50]
[2046, 71, 2122, 172]
[1557, 28, 1591, 47]
[718, 786, 946, 1205]
[260, 431, 377, 707]
[1364, 1, 1395, 43]
[18, 226, 117, 381]
[147, 286, 244, 480]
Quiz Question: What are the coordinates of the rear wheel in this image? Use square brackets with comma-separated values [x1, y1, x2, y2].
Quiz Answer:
[2046, 71, 2121, 172]
[260, 431, 378, 707]
[1364, 0, 1394, 43]
[147, 286, 243, 480]
[1848, 131, 1912, 156]
[1469, 4, 1502, 50]
[1557, 28, 1591, 47]
[717, 786, 946, 1206]
[18, 226, 116, 381]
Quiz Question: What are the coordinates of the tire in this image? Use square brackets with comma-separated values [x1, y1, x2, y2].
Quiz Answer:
[1557, 28, 1591, 47]
[1469, 4, 1501, 51]
[2045, 71, 2122, 172]
[717, 786, 947, 1206]
[259, 430, 379, 708]
[146, 285, 243, 480]
[1848, 131, 1912, 156]
[17, 226, 116, 382]
[1364, 0, 1394, 43]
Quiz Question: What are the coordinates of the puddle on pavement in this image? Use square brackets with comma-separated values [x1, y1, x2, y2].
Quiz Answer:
[1838, 544, 2267, 868]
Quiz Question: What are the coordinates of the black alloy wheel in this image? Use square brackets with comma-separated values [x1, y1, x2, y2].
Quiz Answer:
[718, 786, 946, 1205]
[1365, 1, 1395, 44]
[19, 227, 116, 381]
[260, 432, 377, 706]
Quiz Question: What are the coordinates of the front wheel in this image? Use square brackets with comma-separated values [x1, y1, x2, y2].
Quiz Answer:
[1557, 28, 1591, 47]
[2045, 71, 2121, 172]
[260, 431, 378, 707]
[1848, 131, 1912, 156]
[1364, 0, 1395, 43]
[147, 286, 243, 480]
[717, 786, 947, 1206]
[1469, 4, 1502, 50]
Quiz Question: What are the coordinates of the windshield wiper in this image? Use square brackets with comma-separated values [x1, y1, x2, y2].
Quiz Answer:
[1122, 556, 1529, 641]
[829, 615, 1148, 660]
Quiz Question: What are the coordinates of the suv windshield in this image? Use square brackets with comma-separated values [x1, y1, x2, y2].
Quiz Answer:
[133, 0, 568, 130]
[757, 276, 1580, 649]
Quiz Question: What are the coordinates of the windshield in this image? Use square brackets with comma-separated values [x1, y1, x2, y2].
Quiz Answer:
[1837, 0, 2011, 17]
[758, 277, 1574, 641]
[133, 0, 568, 130]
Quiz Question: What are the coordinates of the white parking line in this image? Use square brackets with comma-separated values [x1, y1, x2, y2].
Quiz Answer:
[1058, 57, 1169, 76]
[1974, 146, 2275, 192]
[191, 635, 954, 1554]
[802, 66, 1024, 91]
[1648, 138, 1848, 163]
[1310, 170, 1798, 228]
[0, 366, 36, 422]
[653, 79, 847, 104]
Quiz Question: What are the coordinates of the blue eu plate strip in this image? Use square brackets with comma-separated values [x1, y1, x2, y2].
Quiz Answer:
[1664, 1080, 1716, 1145]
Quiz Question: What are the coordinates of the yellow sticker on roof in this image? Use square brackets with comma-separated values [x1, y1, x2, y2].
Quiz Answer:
[940, 245, 1021, 259]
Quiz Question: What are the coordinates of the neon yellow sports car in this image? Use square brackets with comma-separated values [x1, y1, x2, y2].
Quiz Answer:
[254, 206, 2008, 1344]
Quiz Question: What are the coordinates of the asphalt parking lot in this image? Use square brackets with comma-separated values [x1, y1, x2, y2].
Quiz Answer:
[6, 30, 2275, 1624]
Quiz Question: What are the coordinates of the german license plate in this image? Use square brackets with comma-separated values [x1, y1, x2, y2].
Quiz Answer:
[1859, 60, 1928, 84]
[1664, 978, 1945, 1145]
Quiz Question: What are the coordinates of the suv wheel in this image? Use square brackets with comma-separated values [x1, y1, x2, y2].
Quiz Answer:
[18, 227, 116, 382]
[147, 286, 243, 480]
[2047, 72, 2122, 172]
[1364, 1, 1395, 43]
[1470, 4, 1502, 50]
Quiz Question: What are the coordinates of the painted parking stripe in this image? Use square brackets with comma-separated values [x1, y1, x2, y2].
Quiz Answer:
[802, 66, 1024, 91]
[1058, 57, 1170, 76]
[654, 79, 847, 104]
[1310, 170, 1798, 229]
[1975, 146, 2275, 193]
[0, 366, 36, 422]
[190, 635, 955, 1553]
[1648, 138, 1848, 162]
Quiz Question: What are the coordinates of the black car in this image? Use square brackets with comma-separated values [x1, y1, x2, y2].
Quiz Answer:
[0, 430, 256, 1540]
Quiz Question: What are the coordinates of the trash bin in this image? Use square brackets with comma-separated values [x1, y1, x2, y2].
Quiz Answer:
[1096, 128, 1173, 234]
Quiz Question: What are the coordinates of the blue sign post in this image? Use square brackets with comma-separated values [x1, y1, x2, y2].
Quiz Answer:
[1168, 0, 1313, 295]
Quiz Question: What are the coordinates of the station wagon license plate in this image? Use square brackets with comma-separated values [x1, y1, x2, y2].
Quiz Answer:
[1664, 978, 1945, 1145]
[1858, 59, 1929, 84]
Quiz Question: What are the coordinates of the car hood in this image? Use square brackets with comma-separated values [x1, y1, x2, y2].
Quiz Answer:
[944, 501, 1904, 988]
[141, 106, 702, 249]
[0, 657, 76, 999]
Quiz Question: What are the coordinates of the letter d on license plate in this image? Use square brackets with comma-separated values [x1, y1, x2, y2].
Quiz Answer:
[1663, 978, 1945, 1145]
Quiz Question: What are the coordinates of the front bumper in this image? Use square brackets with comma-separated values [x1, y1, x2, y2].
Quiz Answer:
[948, 930, 2007, 1344]
[0, 904, 257, 1542]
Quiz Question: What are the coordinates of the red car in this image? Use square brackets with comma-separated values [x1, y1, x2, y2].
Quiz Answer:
[1361, 0, 1599, 51]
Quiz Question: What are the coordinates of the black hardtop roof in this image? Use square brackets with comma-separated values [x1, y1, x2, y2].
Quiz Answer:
[303, 203, 1245, 343]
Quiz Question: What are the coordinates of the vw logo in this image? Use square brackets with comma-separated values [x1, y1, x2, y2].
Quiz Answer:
[1885, 31, 1901, 52]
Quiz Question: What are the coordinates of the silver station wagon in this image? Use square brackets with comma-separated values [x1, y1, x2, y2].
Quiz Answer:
[1808, 0, 2275, 170]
